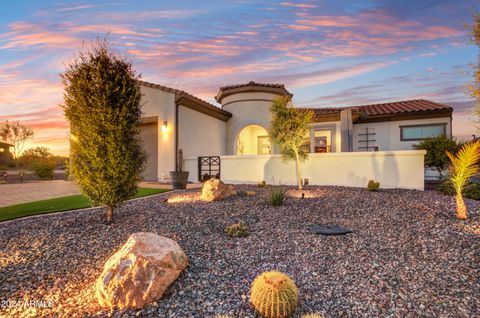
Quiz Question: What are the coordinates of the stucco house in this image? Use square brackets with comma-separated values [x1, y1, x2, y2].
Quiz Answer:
[138, 80, 452, 189]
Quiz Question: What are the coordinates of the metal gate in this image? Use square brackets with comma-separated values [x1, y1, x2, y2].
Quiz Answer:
[198, 156, 220, 181]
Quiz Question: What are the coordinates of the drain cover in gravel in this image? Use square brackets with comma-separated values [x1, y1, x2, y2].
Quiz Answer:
[309, 224, 353, 235]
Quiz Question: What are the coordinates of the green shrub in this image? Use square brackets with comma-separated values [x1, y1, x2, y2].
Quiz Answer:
[258, 180, 267, 188]
[437, 178, 480, 200]
[268, 187, 285, 206]
[414, 136, 460, 178]
[225, 221, 249, 238]
[367, 180, 380, 191]
[31, 160, 55, 179]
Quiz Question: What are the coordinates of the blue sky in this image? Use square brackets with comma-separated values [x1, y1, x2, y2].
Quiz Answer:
[0, 0, 478, 154]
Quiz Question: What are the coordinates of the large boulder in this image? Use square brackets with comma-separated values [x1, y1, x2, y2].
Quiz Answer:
[95, 232, 188, 309]
[201, 178, 236, 202]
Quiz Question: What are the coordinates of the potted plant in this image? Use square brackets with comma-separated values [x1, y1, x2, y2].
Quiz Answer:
[170, 148, 189, 189]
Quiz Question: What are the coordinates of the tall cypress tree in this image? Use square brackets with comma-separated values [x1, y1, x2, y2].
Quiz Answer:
[62, 40, 146, 223]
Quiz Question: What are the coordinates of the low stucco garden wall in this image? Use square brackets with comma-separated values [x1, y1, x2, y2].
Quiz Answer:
[185, 150, 426, 190]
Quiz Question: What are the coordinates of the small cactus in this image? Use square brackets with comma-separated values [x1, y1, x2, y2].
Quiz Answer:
[258, 180, 267, 188]
[250, 271, 298, 318]
[225, 221, 249, 238]
[367, 180, 380, 192]
[301, 314, 324, 318]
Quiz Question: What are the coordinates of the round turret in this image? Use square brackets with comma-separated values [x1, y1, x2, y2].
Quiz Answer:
[215, 81, 292, 155]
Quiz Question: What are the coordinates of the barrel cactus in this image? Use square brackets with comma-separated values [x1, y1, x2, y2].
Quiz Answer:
[250, 271, 298, 318]
[301, 314, 324, 318]
[225, 221, 249, 238]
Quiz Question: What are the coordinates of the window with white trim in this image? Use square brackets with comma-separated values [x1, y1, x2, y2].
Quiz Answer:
[400, 124, 446, 141]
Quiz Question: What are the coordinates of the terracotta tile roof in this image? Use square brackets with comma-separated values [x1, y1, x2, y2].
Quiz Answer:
[219, 81, 287, 91]
[138, 80, 232, 121]
[308, 99, 452, 119]
[216, 81, 293, 103]
[353, 99, 452, 116]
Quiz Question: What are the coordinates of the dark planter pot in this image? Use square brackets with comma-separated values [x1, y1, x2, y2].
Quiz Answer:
[170, 171, 189, 189]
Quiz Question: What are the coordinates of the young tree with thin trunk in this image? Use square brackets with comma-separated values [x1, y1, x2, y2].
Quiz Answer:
[268, 96, 313, 190]
[62, 39, 146, 224]
[0, 120, 34, 167]
[446, 140, 480, 220]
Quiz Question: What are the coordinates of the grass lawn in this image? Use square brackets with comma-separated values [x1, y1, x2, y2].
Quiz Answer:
[0, 187, 169, 222]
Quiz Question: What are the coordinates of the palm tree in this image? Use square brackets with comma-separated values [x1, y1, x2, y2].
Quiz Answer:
[446, 140, 480, 220]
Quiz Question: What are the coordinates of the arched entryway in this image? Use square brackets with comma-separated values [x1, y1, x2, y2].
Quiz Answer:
[236, 125, 271, 155]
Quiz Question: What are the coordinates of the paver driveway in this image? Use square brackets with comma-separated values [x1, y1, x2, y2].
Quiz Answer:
[0, 180, 81, 207]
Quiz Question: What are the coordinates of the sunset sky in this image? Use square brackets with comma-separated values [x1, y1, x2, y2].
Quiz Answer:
[0, 0, 478, 155]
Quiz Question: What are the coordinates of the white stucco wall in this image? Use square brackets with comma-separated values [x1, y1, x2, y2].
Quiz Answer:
[221, 92, 280, 155]
[184, 157, 198, 182]
[178, 105, 227, 159]
[352, 117, 451, 151]
[219, 150, 426, 190]
[140, 85, 176, 181]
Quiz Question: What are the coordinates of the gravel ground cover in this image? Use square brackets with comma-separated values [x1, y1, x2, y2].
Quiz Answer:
[0, 186, 478, 318]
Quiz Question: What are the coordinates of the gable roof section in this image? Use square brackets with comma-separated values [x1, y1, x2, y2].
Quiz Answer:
[215, 81, 292, 103]
[139, 80, 232, 122]
[306, 99, 453, 123]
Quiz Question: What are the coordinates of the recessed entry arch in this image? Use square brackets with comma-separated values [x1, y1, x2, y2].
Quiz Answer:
[235, 124, 272, 155]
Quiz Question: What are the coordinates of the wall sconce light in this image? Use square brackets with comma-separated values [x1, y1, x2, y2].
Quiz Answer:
[161, 121, 168, 134]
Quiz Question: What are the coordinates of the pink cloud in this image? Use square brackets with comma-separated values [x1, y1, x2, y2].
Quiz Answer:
[280, 2, 316, 8]
[279, 61, 394, 88]
[288, 11, 463, 56]
[66, 24, 163, 38]
[288, 24, 317, 31]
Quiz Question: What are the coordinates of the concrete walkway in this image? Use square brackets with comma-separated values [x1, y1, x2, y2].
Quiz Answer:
[0, 180, 81, 207]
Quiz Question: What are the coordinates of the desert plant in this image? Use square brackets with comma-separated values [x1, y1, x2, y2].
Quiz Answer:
[268, 96, 314, 190]
[414, 136, 460, 178]
[225, 221, 250, 238]
[215, 315, 233, 318]
[367, 180, 380, 192]
[258, 180, 267, 188]
[62, 39, 146, 223]
[268, 187, 285, 206]
[446, 140, 480, 220]
[250, 271, 298, 318]
[301, 314, 324, 318]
